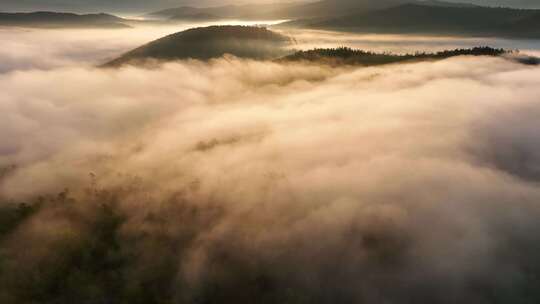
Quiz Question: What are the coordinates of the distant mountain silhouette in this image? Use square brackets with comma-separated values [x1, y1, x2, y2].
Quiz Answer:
[168, 11, 220, 21]
[282, 0, 417, 18]
[1, 0, 236, 13]
[145, 3, 298, 20]
[143, 0, 495, 26]
[0, 12, 129, 28]
[420, 0, 478, 7]
[145, 6, 216, 19]
[449, 0, 540, 9]
[145, 0, 458, 21]
[104, 25, 294, 67]
[300, 4, 540, 38]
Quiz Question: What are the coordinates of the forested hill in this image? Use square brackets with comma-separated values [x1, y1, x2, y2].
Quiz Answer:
[104, 26, 293, 67]
[280, 47, 512, 66]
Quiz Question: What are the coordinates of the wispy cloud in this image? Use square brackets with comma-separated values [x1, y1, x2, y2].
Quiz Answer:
[1, 51, 540, 302]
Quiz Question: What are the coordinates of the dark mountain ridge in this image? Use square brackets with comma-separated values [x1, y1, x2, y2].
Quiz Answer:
[292, 4, 540, 38]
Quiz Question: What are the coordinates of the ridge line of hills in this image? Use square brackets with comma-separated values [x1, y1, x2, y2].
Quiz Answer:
[141, 0, 540, 39]
[3, 0, 540, 13]
[102, 25, 539, 67]
[0, 11, 130, 28]
[143, 0, 478, 20]
[296, 3, 540, 38]
[3, 0, 540, 39]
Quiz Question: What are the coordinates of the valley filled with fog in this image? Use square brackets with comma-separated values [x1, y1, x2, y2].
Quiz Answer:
[2, 18, 540, 304]
[4, 22, 540, 73]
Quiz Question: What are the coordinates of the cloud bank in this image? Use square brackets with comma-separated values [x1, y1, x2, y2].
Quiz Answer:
[5, 26, 540, 74]
[0, 22, 283, 73]
[1, 53, 540, 303]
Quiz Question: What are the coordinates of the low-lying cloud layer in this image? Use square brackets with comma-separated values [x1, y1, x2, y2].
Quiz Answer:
[0, 22, 283, 73]
[4, 26, 540, 74]
[283, 29, 540, 55]
[1, 43, 540, 302]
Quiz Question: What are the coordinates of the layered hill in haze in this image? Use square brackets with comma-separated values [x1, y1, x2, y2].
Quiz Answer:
[145, 0, 540, 39]
[0, 12, 129, 28]
[145, 3, 298, 20]
[145, 0, 427, 21]
[1, 0, 239, 13]
[3, 0, 540, 13]
[464, 0, 540, 9]
[308, 4, 540, 38]
[104, 25, 294, 67]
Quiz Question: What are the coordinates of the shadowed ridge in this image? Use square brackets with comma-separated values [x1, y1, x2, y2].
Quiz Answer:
[309, 4, 540, 38]
[103, 25, 294, 67]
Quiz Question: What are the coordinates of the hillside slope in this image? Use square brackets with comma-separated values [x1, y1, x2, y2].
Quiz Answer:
[105, 25, 294, 66]
[311, 4, 540, 38]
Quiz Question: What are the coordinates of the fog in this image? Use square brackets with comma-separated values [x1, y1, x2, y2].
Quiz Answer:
[0, 20, 285, 73]
[3, 24, 540, 74]
[282, 29, 540, 55]
[1, 26, 540, 303]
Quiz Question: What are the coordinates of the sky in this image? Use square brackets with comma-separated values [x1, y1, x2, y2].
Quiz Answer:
[2, 0, 540, 14]
[0, 0, 287, 13]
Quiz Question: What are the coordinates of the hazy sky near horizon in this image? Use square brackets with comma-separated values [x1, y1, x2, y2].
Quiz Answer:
[1, 0, 290, 13]
[2, 0, 540, 13]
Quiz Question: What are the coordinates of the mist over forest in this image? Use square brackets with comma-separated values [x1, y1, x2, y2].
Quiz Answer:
[2, 0, 540, 303]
